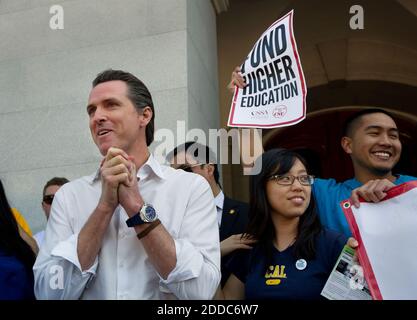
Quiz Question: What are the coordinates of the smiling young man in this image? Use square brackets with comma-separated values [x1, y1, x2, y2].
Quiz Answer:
[33, 69, 220, 300]
[312, 109, 416, 236]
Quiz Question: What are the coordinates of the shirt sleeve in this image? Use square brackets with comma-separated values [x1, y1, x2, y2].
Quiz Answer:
[33, 189, 98, 300]
[159, 175, 221, 300]
[226, 249, 251, 283]
[313, 178, 351, 236]
[330, 233, 348, 265]
[0, 252, 35, 300]
[322, 229, 348, 272]
[312, 178, 338, 203]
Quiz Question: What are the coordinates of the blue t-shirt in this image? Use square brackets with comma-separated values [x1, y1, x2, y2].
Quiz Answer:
[228, 228, 346, 300]
[0, 249, 35, 300]
[313, 175, 416, 237]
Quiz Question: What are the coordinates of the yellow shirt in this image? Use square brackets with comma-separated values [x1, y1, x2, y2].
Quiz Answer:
[11, 208, 33, 236]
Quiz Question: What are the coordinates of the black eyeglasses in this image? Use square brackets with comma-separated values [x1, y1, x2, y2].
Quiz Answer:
[43, 195, 55, 205]
[269, 174, 315, 186]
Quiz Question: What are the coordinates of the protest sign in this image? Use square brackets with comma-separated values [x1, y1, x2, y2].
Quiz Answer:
[341, 181, 417, 300]
[228, 10, 306, 128]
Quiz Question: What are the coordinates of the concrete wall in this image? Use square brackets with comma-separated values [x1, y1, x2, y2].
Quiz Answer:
[0, 0, 219, 234]
[187, 0, 219, 134]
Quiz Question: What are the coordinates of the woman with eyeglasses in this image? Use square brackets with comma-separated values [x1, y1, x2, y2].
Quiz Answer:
[216, 148, 348, 300]
[0, 180, 37, 299]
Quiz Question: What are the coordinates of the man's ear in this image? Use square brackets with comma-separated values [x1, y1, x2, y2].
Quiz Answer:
[139, 106, 153, 127]
[341, 136, 353, 155]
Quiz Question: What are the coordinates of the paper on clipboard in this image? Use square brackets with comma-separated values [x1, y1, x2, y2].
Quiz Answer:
[341, 181, 417, 300]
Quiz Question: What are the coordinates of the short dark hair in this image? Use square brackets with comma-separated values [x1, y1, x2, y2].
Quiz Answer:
[92, 69, 155, 146]
[169, 141, 220, 185]
[43, 177, 69, 196]
[343, 108, 396, 138]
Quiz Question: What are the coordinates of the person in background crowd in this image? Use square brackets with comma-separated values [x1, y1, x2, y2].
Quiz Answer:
[168, 142, 254, 287]
[0, 179, 37, 300]
[34, 177, 69, 247]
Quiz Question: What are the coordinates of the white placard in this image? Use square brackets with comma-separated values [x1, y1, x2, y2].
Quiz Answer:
[342, 181, 417, 300]
[228, 10, 307, 128]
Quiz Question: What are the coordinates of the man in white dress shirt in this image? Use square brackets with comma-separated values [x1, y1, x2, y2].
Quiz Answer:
[33, 69, 220, 299]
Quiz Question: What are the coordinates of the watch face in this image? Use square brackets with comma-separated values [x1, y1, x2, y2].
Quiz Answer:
[144, 205, 157, 222]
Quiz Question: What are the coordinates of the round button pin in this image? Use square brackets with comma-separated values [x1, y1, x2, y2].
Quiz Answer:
[295, 259, 307, 270]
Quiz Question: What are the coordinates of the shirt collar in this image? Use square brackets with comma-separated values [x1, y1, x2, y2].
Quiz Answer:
[137, 153, 166, 181]
[214, 190, 224, 210]
[88, 153, 166, 184]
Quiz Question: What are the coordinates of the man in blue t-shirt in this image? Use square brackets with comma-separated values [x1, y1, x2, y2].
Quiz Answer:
[313, 108, 416, 236]
[228, 68, 416, 237]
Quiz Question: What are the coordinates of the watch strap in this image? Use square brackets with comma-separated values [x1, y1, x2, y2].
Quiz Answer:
[137, 219, 161, 240]
[126, 213, 145, 227]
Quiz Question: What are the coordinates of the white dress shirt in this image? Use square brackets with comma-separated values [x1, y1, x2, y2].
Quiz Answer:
[33, 154, 220, 300]
[34, 230, 45, 248]
[214, 191, 224, 228]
